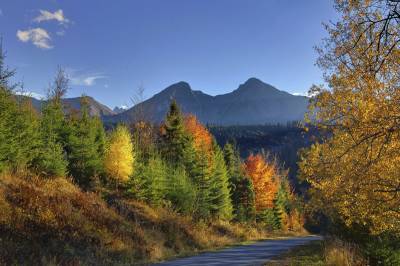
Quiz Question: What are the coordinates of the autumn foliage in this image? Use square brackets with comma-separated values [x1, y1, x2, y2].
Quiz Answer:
[244, 154, 279, 211]
[104, 125, 134, 183]
[184, 114, 213, 155]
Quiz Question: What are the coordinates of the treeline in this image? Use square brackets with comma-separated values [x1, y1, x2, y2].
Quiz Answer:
[0, 57, 303, 230]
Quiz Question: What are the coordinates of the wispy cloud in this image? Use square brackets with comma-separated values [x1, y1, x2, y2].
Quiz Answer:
[16, 28, 53, 49]
[68, 69, 107, 86]
[0, 9, 3, 16]
[33, 9, 69, 25]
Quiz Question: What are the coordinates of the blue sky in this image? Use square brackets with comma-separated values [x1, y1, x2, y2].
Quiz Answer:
[0, 0, 338, 109]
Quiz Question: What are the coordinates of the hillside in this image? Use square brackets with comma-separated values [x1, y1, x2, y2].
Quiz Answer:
[0, 174, 279, 265]
[15, 95, 116, 117]
[104, 78, 309, 125]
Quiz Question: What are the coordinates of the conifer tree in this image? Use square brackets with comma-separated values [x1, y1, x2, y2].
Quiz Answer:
[0, 89, 17, 172]
[67, 97, 105, 189]
[160, 100, 190, 164]
[0, 44, 41, 173]
[191, 148, 213, 219]
[34, 68, 69, 177]
[129, 147, 167, 206]
[209, 142, 233, 220]
[223, 143, 256, 222]
[235, 177, 256, 222]
[13, 98, 41, 172]
[272, 180, 291, 230]
[166, 166, 197, 215]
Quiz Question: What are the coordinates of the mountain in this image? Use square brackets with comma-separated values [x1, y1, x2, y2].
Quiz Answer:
[104, 78, 309, 125]
[113, 105, 129, 114]
[16, 95, 115, 117]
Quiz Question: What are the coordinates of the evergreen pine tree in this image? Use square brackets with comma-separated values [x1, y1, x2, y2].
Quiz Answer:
[35, 100, 68, 177]
[13, 98, 41, 172]
[160, 100, 190, 164]
[166, 166, 197, 215]
[191, 148, 212, 219]
[0, 87, 17, 172]
[209, 142, 233, 220]
[129, 143, 167, 206]
[34, 68, 69, 177]
[272, 179, 291, 230]
[223, 143, 256, 222]
[235, 176, 256, 222]
[0, 44, 41, 173]
[67, 97, 105, 189]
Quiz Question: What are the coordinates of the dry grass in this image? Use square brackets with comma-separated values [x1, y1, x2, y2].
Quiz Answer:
[0, 174, 300, 265]
[264, 238, 368, 266]
[324, 238, 368, 266]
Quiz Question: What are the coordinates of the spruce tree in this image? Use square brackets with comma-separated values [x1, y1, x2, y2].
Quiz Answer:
[129, 144, 167, 206]
[191, 148, 212, 219]
[223, 143, 256, 222]
[0, 44, 40, 173]
[209, 142, 233, 220]
[13, 99, 41, 171]
[35, 100, 67, 177]
[67, 97, 105, 189]
[34, 68, 69, 177]
[272, 179, 291, 229]
[160, 100, 190, 164]
[166, 166, 197, 215]
[0, 87, 16, 172]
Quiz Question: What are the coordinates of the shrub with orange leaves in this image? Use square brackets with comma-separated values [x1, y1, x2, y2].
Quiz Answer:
[244, 154, 279, 212]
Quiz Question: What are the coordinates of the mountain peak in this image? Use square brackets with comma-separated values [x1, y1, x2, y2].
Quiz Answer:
[243, 77, 265, 87]
[161, 81, 193, 98]
[168, 81, 191, 90]
[236, 77, 276, 92]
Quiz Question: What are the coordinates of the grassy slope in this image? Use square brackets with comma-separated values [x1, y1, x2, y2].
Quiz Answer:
[0, 174, 304, 265]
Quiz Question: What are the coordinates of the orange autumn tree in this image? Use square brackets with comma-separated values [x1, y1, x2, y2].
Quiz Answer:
[244, 153, 279, 212]
[183, 114, 213, 156]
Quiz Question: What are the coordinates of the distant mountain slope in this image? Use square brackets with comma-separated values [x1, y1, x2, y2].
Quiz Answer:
[105, 78, 309, 125]
[15, 95, 115, 117]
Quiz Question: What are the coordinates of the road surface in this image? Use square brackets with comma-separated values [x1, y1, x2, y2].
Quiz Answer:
[154, 235, 322, 266]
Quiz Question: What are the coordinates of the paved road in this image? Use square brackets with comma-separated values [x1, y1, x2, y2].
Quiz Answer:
[154, 235, 322, 266]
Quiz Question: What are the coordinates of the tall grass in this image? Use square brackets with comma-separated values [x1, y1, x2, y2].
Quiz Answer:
[324, 238, 368, 266]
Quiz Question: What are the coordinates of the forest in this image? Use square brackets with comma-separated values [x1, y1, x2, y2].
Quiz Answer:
[1, 0, 400, 265]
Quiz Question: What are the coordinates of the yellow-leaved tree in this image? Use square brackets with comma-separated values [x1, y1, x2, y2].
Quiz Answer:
[104, 125, 134, 183]
[299, 0, 400, 235]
